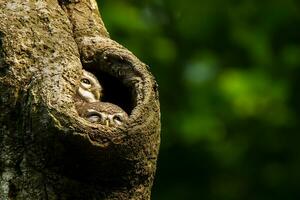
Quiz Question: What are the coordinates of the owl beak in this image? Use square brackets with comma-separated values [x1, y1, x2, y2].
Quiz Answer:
[92, 89, 101, 100]
[105, 119, 110, 127]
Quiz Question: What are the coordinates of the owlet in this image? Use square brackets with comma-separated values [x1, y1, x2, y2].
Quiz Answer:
[77, 102, 129, 127]
[76, 70, 102, 103]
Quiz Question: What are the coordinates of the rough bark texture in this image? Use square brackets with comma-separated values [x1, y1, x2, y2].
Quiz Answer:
[0, 0, 160, 199]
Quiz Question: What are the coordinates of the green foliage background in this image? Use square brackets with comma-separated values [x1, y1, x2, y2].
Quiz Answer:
[98, 0, 300, 199]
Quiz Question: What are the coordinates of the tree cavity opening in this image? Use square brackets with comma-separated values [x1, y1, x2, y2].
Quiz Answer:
[86, 68, 135, 115]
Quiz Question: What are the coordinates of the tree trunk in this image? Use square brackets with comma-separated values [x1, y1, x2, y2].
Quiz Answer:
[0, 0, 160, 199]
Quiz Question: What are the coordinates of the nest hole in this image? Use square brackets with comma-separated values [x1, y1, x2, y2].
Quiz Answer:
[88, 69, 134, 115]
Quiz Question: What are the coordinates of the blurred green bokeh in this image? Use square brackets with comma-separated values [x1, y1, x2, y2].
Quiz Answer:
[98, 0, 300, 199]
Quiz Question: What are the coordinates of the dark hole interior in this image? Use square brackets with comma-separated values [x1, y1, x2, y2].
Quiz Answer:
[88, 69, 134, 115]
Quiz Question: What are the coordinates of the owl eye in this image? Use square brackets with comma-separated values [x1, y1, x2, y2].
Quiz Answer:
[113, 115, 123, 124]
[87, 115, 102, 123]
[86, 109, 103, 123]
[81, 78, 91, 85]
[80, 78, 92, 89]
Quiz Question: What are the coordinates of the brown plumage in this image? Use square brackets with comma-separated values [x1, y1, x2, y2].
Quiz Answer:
[77, 102, 128, 127]
[74, 69, 102, 104]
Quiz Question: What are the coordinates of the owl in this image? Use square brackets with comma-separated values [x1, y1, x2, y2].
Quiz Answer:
[76, 70, 102, 103]
[74, 70, 128, 126]
[77, 102, 129, 127]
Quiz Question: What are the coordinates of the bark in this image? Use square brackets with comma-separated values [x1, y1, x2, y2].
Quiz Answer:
[0, 0, 160, 199]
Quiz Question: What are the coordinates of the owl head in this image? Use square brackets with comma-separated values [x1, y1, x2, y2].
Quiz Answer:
[81, 102, 128, 127]
[77, 70, 102, 103]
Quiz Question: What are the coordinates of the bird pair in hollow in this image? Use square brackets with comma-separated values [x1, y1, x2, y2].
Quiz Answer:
[75, 70, 128, 127]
